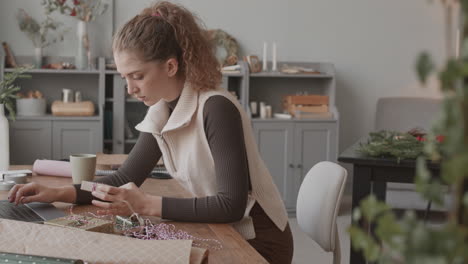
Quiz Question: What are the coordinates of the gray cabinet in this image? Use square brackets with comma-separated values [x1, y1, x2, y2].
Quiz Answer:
[0, 57, 105, 165]
[52, 121, 102, 160]
[253, 122, 294, 206]
[253, 121, 338, 213]
[249, 62, 339, 214]
[9, 121, 52, 164]
[9, 120, 102, 164]
[289, 122, 338, 210]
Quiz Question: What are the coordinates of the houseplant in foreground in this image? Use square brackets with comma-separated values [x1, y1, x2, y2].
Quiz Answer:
[0, 67, 31, 171]
[349, 1, 468, 263]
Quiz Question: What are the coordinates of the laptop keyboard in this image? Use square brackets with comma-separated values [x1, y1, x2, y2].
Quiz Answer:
[0, 200, 44, 222]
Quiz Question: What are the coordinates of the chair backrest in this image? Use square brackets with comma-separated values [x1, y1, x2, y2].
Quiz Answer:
[375, 97, 442, 132]
[296, 161, 347, 252]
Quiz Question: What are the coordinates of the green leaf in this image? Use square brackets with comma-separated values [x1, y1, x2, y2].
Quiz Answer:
[360, 195, 390, 222]
[441, 153, 468, 184]
[416, 52, 435, 85]
[463, 193, 468, 207]
[375, 212, 402, 246]
[439, 59, 463, 91]
[0, 66, 32, 120]
[4, 102, 16, 121]
[415, 157, 445, 206]
[348, 226, 381, 262]
[352, 207, 362, 221]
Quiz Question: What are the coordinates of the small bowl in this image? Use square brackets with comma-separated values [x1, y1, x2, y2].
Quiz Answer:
[0, 180, 15, 191]
[4, 173, 28, 184]
[16, 98, 46, 116]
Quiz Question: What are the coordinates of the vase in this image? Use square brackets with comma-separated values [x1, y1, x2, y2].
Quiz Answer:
[34, 47, 43, 69]
[76, 20, 89, 70]
[0, 104, 10, 171]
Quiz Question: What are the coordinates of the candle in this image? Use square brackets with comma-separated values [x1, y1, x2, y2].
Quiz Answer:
[260, 102, 266, 119]
[272, 42, 277, 72]
[262, 42, 268, 71]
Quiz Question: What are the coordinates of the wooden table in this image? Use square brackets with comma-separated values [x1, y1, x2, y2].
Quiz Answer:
[1, 165, 268, 264]
[338, 138, 441, 264]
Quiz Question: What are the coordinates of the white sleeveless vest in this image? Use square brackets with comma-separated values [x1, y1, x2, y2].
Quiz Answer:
[135, 84, 288, 239]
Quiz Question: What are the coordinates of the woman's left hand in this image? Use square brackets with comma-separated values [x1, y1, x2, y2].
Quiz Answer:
[91, 182, 160, 217]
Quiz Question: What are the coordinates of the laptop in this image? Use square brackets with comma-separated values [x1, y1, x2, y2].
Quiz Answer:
[0, 200, 66, 223]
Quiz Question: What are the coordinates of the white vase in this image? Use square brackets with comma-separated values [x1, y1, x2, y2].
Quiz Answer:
[0, 104, 10, 171]
[34, 47, 43, 69]
[76, 20, 89, 70]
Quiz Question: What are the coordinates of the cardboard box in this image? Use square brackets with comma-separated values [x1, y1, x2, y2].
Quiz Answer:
[283, 95, 330, 117]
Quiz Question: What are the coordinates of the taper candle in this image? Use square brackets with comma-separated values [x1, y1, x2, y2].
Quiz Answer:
[272, 42, 277, 72]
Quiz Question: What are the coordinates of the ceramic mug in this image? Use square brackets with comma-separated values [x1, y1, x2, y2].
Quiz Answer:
[70, 154, 96, 184]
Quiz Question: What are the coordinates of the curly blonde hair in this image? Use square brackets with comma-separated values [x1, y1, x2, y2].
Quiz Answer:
[113, 1, 221, 91]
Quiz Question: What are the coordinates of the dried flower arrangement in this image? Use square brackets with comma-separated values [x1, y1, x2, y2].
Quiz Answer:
[16, 9, 67, 49]
[41, 0, 109, 22]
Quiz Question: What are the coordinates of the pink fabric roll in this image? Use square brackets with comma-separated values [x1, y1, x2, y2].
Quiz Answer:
[32, 159, 72, 177]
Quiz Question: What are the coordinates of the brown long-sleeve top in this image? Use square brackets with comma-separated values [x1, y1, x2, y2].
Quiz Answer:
[74, 95, 251, 223]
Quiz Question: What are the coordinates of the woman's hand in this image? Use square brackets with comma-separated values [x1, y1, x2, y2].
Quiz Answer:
[91, 182, 162, 217]
[7, 183, 75, 205]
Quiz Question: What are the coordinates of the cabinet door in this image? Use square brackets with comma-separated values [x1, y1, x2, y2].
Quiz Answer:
[9, 121, 52, 164]
[253, 122, 294, 205]
[290, 122, 338, 210]
[52, 121, 102, 160]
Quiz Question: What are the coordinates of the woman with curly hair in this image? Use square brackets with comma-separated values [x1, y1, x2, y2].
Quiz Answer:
[8, 2, 293, 262]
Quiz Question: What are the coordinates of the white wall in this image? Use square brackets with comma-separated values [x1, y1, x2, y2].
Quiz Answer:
[0, 0, 446, 151]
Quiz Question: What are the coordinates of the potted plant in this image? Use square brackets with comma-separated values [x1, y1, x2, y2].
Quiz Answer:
[349, 0, 468, 263]
[0, 67, 31, 120]
[0, 67, 31, 171]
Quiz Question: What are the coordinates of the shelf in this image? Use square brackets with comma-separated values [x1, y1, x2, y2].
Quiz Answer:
[110, 70, 242, 77]
[251, 117, 337, 122]
[126, 98, 140, 103]
[106, 98, 141, 103]
[9, 115, 101, 121]
[4, 68, 99, 74]
[250, 72, 332, 78]
[222, 71, 243, 77]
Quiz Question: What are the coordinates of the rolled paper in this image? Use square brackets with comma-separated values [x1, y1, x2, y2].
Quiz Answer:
[33, 159, 72, 177]
[262, 41, 268, 71]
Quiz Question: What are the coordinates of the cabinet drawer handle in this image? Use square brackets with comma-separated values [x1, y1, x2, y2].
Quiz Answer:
[117, 140, 123, 145]
[297, 164, 303, 169]
[289, 164, 294, 168]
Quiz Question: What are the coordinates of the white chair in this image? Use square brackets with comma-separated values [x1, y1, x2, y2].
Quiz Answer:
[296, 161, 347, 264]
